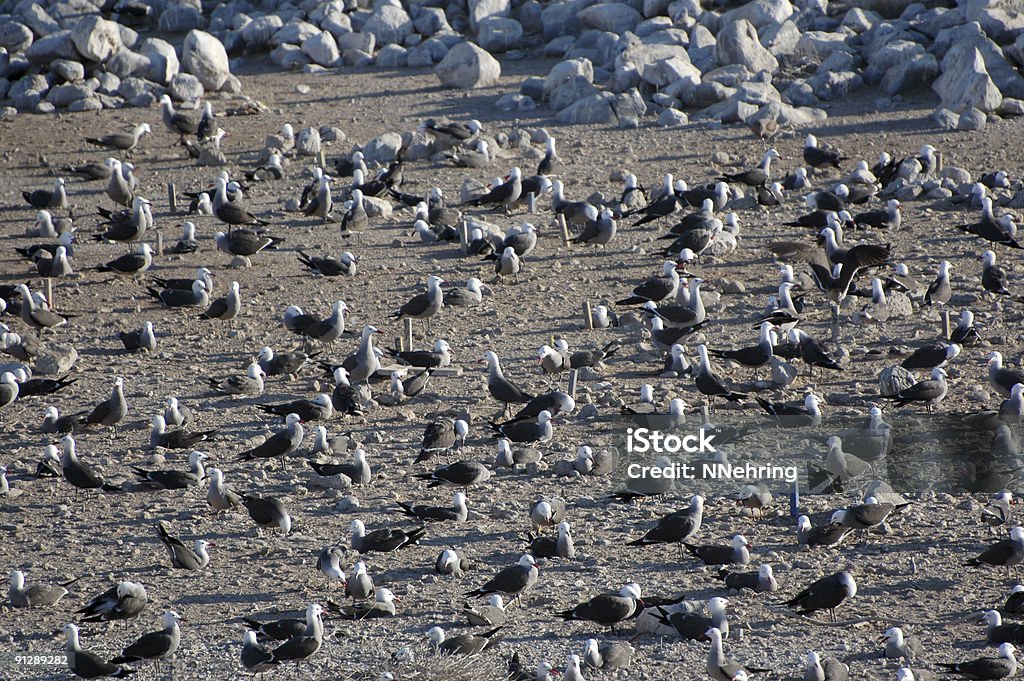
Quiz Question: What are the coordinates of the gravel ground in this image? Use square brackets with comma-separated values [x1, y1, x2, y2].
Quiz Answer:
[1, 58, 1023, 681]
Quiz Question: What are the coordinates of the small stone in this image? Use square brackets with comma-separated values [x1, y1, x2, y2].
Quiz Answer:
[657, 108, 688, 127]
[958, 107, 987, 131]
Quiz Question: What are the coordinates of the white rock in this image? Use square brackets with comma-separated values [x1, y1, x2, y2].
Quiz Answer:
[295, 127, 321, 156]
[715, 19, 778, 73]
[544, 58, 593, 98]
[435, 41, 501, 89]
[182, 30, 231, 91]
[363, 5, 413, 46]
[469, 0, 511, 31]
[362, 131, 403, 164]
[302, 31, 340, 67]
[578, 3, 643, 32]
[933, 45, 1002, 112]
[721, 0, 793, 29]
[477, 17, 523, 53]
[71, 15, 121, 63]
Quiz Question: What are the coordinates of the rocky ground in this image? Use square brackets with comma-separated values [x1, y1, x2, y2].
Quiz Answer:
[2, 57, 1024, 681]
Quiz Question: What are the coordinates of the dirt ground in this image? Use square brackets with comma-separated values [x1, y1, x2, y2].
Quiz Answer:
[2, 57, 1024, 680]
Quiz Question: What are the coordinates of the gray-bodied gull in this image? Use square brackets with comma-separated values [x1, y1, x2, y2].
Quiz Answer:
[308, 447, 371, 484]
[902, 341, 961, 370]
[149, 416, 216, 450]
[61, 436, 121, 492]
[156, 522, 211, 570]
[330, 367, 363, 416]
[240, 492, 292, 535]
[338, 587, 398, 619]
[464, 167, 522, 214]
[77, 581, 148, 623]
[706, 627, 770, 681]
[94, 196, 151, 245]
[399, 491, 469, 522]
[654, 596, 729, 639]
[483, 350, 534, 416]
[528, 520, 576, 559]
[716, 564, 778, 593]
[755, 392, 822, 427]
[983, 492, 1014, 531]
[8, 569, 71, 607]
[924, 260, 952, 305]
[428, 625, 503, 655]
[551, 181, 599, 225]
[94, 242, 153, 276]
[881, 626, 924, 661]
[390, 339, 453, 368]
[628, 495, 704, 552]
[885, 367, 948, 410]
[257, 346, 310, 377]
[582, 638, 633, 672]
[297, 249, 357, 277]
[111, 610, 183, 669]
[989, 352, 1024, 397]
[238, 413, 304, 460]
[86, 122, 151, 154]
[104, 158, 133, 207]
[15, 284, 68, 330]
[132, 449, 206, 488]
[152, 266, 214, 292]
[685, 535, 751, 566]
[23, 177, 68, 210]
[257, 394, 333, 422]
[347, 325, 382, 384]
[349, 519, 425, 553]
[396, 275, 445, 334]
[803, 134, 845, 169]
[315, 546, 347, 588]
[241, 630, 277, 675]
[530, 497, 566, 532]
[415, 460, 492, 487]
[804, 651, 849, 681]
[784, 571, 857, 621]
[169, 221, 199, 254]
[966, 527, 1024, 571]
[198, 281, 241, 321]
[269, 603, 324, 665]
[489, 411, 553, 444]
[207, 467, 241, 512]
[985, 610, 1024, 644]
[145, 279, 209, 309]
[617, 261, 681, 305]
[339, 189, 369, 236]
[466, 554, 538, 603]
[695, 344, 748, 408]
[64, 623, 132, 678]
[465, 595, 506, 626]
[345, 561, 374, 601]
[938, 643, 1017, 680]
[207, 362, 264, 395]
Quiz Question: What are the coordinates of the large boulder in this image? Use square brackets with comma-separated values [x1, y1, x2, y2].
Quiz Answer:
[882, 53, 939, 94]
[363, 5, 414, 46]
[933, 46, 1003, 112]
[302, 31, 340, 67]
[435, 41, 501, 89]
[556, 91, 616, 123]
[721, 0, 794, 29]
[578, 3, 643, 32]
[469, 0, 511, 30]
[0, 22, 33, 53]
[477, 17, 523, 53]
[181, 29, 231, 91]
[715, 18, 778, 73]
[71, 15, 121, 63]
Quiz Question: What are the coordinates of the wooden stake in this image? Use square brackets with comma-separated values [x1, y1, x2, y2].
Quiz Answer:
[167, 182, 177, 214]
[700, 404, 710, 425]
[395, 336, 405, 353]
[582, 300, 594, 330]
[941, 310, 951, 340]
[318, 148, 326, 171]
[45, 278, 53, 308]
[459, 220, 469, 254]
[527, 191, 535, 214]
[568, 369, 579, 401]
[557, 214, 570, 247]
[403, 317, 413, 350]
[156, 230, 164, 257]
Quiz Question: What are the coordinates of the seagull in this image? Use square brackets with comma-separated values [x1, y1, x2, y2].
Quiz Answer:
[61, 435, 122, 493]
[76, 581, 148, 623]
[803, 134, 845, 169]
[938, 643, 1017, 680]
[240, 630, 277, 675]
[464, 166, 522, 214]
[132, 449, 207, 488]
[95, 244, 155, 276]
[257, 346, 310, 377]
[414, 460, 492, 487]
[966, 527, 1024, 571]
[924, 260, 952, 305]
[582, 638, 633, 672]
[207, 467, 241, 512]
[339, 189, 369, 236]
[628, 495, 704, 553]
[15, 283, 68, 330]
[297, 249, 357, 277]
[256, 394, 332, 422]
[980, 611, 1024, 645]
[483, 350, 534, 416]
[145, 279, 209, 309]
[349, 519, 425, 553]
[695, 344, 748, 409]
[465, 554, 538, 603]
[489, 411, 554, 444]
[881, 626, 924, 662]
[464, 595, 506, 626]
[989, 352, 1024, 397]
[156, 522, 212, 570]
[207, 362, 265, 395]
[705, 627, 769, 681]
[436, 548, 472, 577]
[198, 281, 242, 321]
[617, 261, 682, 305]
[8, 569, 71, 607]
[308, 447, 372, 484]
[238, 413, 305, 460]
[398, 491, 469, 522]
[901, 341, 961, 370]
[268, 603, 324, 666]
[63, 623, 133, 678]
[715, 564, 778, 593]
[149, 416, 216, 450]
[804, 651, 849, 681]
[654, 596, 730, 639]
[396, 275, 445, 334]
[427, 625, 503, 655]
[885, 367, 948, 410]
[983, 492, 1014, 531]
[85, 122, 151, 155]
[718, 148, 782, 187]
[755, 393, 822, 427]
[110, 610, 184, 670]
[784, 571, 857, 622]
[315, 546, 347, 588]
[240, 493, 292, 535]
[528, 520, 576, 560]
[684, 534, 751, 566]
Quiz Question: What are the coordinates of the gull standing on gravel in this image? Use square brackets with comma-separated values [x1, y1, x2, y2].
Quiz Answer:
[207, 467, 241, 512]
[238, 413, 304, 460]
[64, 623, 132, 679]
[396, 275, 445, 335]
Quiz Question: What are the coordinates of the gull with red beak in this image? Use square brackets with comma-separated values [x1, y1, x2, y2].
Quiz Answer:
[396, 275, 445, 335]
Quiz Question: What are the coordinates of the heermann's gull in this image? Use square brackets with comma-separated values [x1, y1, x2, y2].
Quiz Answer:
[338, 189, 369, 236]
[716, 564, 778, 593]
[712, 323, 774, 372]
[303, 173, 334, 222]
[684, 535, 751, 566]
[257, 394, 333, 422]
[983, 492, 1014, 531]
[482, 351, 533, 416]
[269, 603, 324, 665]
[169, 221, 199, 254]
[338, 587, 399, 619]
[582, 638, 633, 672]
[530, 496, 566, 532]
[465, 595, 506, 626]
[529, 520, 576, 559]
[297, 249, 357, 277]
[156, 522, 211, 570]
[77, 581, 148, 623]
[902, 341, 961, 370]
[61, 436, 121, 493]
[111, 609, 183, 670]
[466, 554, 538, 602]
[617, 261, 682, 305]
[436, 547, 471, 577]
[215, 230, 281, 266]
[885, 367, 948, 410]
[212, 178, 271, 230]
[15, 283, 68, 330]
[790, 328, 842, 375]
[831, 497, 905, 533]
[803, 134, 846, 168]
[983, 250, 1012, 295]
[198, 281, 241, 321]
[152, 266, 214, 292]
[329, 367, 363, 416]
[208, 362, 265, 395]
[695, 344, 748, 408]
[755, 392, 822, 427]
[86, 122, 151, 154]
[94, 197, 151, 245]
[63, 623, 132, 678]
[0, 371, 18, 408]
[706, 627, 769, 681]
[348, 325, 382, 384]
[391, 367, 433, 400]
[951, 309, 981, 345]
[492, 245, 522, 282]
[415, 460, 492, 487]
[21, 177, 68, 213]
[642, 278, 707, 330]
[104, 158, 133, 207]
[243, 614, 307, 641]
[149, 416, 216, 450]
[628, 495, 704, 552]
[428, 626, 503, 656]
[240, 492, 292, 535]
[938, 643, 1017, 680]
[1006, 585, 1024, 615]
[628, 183, 681, 226]
[465, 167, 523, 214]
[241, 630, 277, 674]
[854, 199, 901, 230]
[489, 411, 554, 444]
[396, 275, 445, 334]
[447, 139, 491, 168]
[41, 408, 85, 435]
[315, 546, 347, 588]
[881, 627, 924, 661]
[146, 279, 209, 309]
[571, 208, 617, 248]
[967, 527, 1024, 571]
[119, 321, 156, 353]
[509, 390, 575, 423]
[420, 118, 483, 147]
[923, 260, 952, 305]
[35, 245, 73, 278]
[308, 447, 371, 484]
[719, 148, 781, 187]
[989, 352, 1024, 397]
[345, 561, 375, 601]
[804, 652, 849, 681]
[784, 570, 857, 621]
[257, 346, 310, 377]
[655, 596, 730, 640]
[132, 449, 206, 489]
[207, 467, 241, 512]
[8, 569, 71, 607]
[399, 491, 469, 522]
[239, 413, 304, 460]
[824, 436, 871, 481]
[349, 519, 425, 553]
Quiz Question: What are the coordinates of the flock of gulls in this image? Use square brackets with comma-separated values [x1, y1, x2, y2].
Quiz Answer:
[4, 86, 1024, 681]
